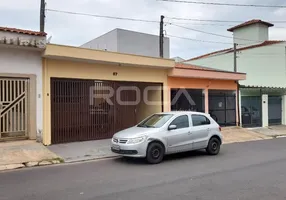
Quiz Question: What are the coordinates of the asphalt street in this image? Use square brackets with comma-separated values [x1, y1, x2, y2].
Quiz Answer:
[1, 138, 286, 200]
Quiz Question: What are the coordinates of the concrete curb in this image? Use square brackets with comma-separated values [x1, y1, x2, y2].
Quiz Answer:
[0, 157, 64, 172]
[63, 155, 120, 164]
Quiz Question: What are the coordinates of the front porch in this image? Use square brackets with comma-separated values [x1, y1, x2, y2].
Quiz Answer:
[240, 86, 286, 128]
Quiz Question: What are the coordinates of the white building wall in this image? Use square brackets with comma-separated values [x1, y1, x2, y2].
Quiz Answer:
[80, 28, 170, 58]
[0, 47, 43, 138]
[233, 24, 269, 46]
[188, 43, 286, 88]
[117, 29, 170, 58]
[262, 94, 269, 127]
[81, 29, 118, 52]
[282, 95, 286, 125]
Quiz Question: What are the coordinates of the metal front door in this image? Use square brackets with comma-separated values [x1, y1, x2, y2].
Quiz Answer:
[0, 78, 29, 139]
[208, 90, 236, 127]
[268, 96, 282, 125]
[241, 96, 262, 127]
[51, 78, 139, 144]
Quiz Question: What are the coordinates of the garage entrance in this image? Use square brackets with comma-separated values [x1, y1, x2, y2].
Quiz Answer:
[171, 89, 205, 112]
[268, 96, 282, 125]
[208, 90, 236, 126]
[51, 78, 162, 144]
[241, 96, 262, 127]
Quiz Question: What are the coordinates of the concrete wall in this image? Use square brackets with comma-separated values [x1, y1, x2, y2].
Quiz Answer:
[137, 85, 162, 123]
[262, 94, 268, 127]
[282, 95, 286, 125]
[0, 46, 43, 139]
[80, 29, 170, 58]
[188, 43, 286, 88]
[233, 24, 269, 46]
[117, 29, 170, 58]
[81, 29, 118, 52]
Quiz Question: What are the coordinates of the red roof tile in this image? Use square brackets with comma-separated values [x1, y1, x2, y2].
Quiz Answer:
[186, 48, 232, 62]
[227, 19, 274, 32]
[0, 27, 47, 36]
[175, 63, 245, 74]
[187, 40, 284, 61]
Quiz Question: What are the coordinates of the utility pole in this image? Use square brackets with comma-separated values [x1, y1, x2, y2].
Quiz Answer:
[234, 43, 237, 72]
[40, 0, 46, 32]
[159, 15, 165, 58]
[234, 43, 240, 126]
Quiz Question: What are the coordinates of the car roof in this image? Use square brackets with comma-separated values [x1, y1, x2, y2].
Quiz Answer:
[155, 111, 209, 116]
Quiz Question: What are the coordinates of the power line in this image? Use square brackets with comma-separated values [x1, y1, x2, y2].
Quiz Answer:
[167, 34, 233, 44]
[157, 0, 286, 8]
[169, 23, 286, 45]
[46, 9, 159, 23]
[166, 21, 286, 28]
[170, 23, 234, 39]
[165, 17, 286, 24]
[165, 21, 235, 26]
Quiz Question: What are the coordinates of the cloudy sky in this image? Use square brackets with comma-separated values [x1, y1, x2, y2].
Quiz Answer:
[0, 0, 285, 59]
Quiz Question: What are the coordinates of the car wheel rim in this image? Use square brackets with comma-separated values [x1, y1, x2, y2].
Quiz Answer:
[212, 142, 218, 151]
[152, 148, 160, 159]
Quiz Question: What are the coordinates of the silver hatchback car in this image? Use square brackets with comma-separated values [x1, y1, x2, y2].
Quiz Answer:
[111, 111, 223, 164]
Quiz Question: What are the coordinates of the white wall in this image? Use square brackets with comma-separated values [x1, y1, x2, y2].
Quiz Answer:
[80, 28, 170, 58]
[117, 29, 170, 58]
[0, 46, 43, 138]
[262, 94, 268, 127]
[188, 43, 286, 88]
[233, 24, 269, 46]
[80, 29, 118, 52]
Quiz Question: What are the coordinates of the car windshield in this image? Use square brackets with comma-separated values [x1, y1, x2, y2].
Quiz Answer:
[137, 114, 173, 128]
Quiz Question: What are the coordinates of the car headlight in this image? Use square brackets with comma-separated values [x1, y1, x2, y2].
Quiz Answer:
[127, 136, 146, 144]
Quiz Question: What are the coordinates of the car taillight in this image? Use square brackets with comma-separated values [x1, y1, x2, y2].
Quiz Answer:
[219, 126, 222, 131]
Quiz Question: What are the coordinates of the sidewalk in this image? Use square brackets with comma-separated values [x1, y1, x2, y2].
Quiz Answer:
[0, 140, 63, 171]
[47, 139, 116, 163]
[250, 125, 286, 138]
[221, 126, 272, 144]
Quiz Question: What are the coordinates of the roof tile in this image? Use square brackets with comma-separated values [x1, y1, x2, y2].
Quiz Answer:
[0, 27, 47, 36]
[187, 40, 284, 61]
[175, 63, 245, 74]
[227, 19, 274, 32]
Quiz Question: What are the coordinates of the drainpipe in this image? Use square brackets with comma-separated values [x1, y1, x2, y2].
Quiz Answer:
[236, 81, 240, 126]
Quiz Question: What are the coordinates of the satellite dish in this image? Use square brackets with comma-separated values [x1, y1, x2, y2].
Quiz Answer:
[47, 36, 52, 43]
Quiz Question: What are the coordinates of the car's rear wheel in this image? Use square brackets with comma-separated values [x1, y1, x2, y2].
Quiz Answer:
[146, 142, 164, 164]
[206, 137, 221, 155]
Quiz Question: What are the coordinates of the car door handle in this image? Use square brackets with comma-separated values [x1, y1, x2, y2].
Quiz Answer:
[188, 131, 192, 135]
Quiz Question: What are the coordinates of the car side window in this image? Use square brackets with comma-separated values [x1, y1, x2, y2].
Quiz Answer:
[170, 115, 189, 129]
[192, 115, 210, 126]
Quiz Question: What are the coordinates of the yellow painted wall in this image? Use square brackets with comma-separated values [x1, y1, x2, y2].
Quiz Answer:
[136, 85, 162, 123]
[42, 59, 169, 145]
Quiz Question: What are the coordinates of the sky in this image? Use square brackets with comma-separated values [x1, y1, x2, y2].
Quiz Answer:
[0, 0, 286, 59]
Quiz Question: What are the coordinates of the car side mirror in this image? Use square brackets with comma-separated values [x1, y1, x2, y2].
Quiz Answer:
[168, 125, 177, 130]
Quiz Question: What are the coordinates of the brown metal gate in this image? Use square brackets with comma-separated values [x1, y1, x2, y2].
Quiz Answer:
[51, 78, 138, 144]
[0, 77, 29, 139]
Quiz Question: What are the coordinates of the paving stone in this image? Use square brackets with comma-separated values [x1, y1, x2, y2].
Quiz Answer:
[25, 162, 39, 167]
[52, 160, 60, 164]
[0, 165, 6, 171]
[5, 164, 25, 170]
[39, 161, 52, 166]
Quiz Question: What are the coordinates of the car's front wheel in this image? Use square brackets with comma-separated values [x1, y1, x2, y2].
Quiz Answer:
[206, 137, 221, 155]
[146, 142, 164, 164]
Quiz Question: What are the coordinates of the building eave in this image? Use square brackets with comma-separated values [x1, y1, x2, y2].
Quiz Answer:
[43, 44, 175, 69]
[168, 68, 246, 81]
